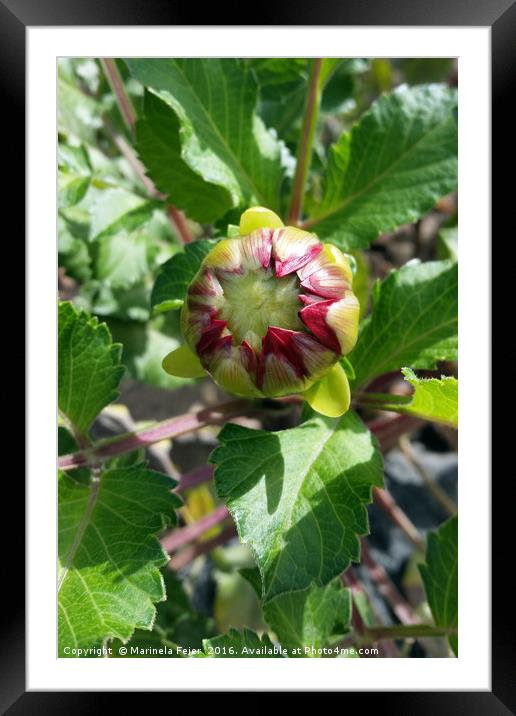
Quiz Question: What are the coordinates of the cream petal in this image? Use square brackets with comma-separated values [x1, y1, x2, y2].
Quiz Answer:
[272, 227, 322, 277]
[326, 293, 360, 355]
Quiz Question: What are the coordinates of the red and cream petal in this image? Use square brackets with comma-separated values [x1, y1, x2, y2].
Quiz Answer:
[205, 336, 262, 397]
[299, 299, 342, 353]
[291, 332, 337, 381]
[272, 227, 322, 277]
[203, 238, 244, 273]
[297, 243, 353, 299]
[325, 293, 360, 355]
[258, 326, 307, 396]
[238, 229, 273, 270]
[186, 268, 225, 312]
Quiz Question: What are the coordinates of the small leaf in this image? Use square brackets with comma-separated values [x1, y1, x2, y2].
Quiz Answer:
[309, 84, 458, 250]
[241, 568, 351, 657]
[304, 363, 351, 418]
[350, 260, 458, 389]
[58, 301, 124, 436]
[151, 239, 217, 315]
[363, 368, 458, 427]
[202, 628, 283, 658]
[58, 464, 181, 655]
[419, 515, 458, 655]
[210, 412, 383, 602]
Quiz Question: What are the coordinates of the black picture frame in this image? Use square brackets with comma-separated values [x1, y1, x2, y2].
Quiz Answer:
[3, 0, 510, 709]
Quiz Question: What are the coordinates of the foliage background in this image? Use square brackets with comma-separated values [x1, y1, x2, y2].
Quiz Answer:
[58, 57, 458, 659]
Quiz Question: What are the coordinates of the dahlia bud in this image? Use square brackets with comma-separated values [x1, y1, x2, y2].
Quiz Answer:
[162, 207, 360, 417]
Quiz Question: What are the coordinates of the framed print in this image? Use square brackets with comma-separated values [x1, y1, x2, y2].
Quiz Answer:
[3, 0, 511, 708]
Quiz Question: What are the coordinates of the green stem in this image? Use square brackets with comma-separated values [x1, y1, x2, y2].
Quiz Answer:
[287, 58, 324, 225]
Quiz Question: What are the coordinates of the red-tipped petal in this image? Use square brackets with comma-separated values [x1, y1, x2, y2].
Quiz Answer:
[272, 227, 322, 277]
[239, 230, 273, 270]
[207, 337, 262, 397]
[326, 294, 360, 355]
[298, 243, 352, 299]
[291, 332, 336, 381]
[300, 264, 352, 299]
[299, 300, 342, 353]
[196, 318, 228, 356]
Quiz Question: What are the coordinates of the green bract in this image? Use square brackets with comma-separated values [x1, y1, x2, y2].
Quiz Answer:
[162, 207, 360, 416]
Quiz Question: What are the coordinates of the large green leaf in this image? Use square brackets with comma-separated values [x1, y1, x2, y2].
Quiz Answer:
[151, 239, 217, 314]
[241, 568, 351, 657]
[210, 412, 383, 603]
[58, 301, 124, 436]
[112, 570, 215, 657]
[58, 464, 181, 656]
[126, 59, 285, 222]
[307, 84, 458, 250]
[350, 260, 458, 389]
[202, 628, 283, 658]
[362, 368, 458, 427]
[419, 515, 458, 656]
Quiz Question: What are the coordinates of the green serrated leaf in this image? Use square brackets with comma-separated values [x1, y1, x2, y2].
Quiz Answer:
[202, 628, 283, 658]
[151, 239, 217, 314]
[241, 568, 351, 657]
[309, 84, 458, 250]
[58, 301, 125, 436]
[363, 368, 458, 427]
[95, 228, 154, 289]
[419, 515, 458, 656]
[135, 91, 233, 224]
[210, 411, 383, 603]
[350, 260, 458, 389]
[112, 570, 215, 657]
[58, 464, 181, 656]
[126, 59, 285, 222]
[89, 187, 157, 241]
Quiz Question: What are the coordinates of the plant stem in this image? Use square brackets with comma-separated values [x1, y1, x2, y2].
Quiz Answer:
[287, 58, 324, 225]
[100, 60, 194, 244]
[360, 539, 417, 625]
[58, 400, 251, 470]
[100, 59, 137, 136]
[175, 465, 214, 493]
[398, 435, 457, 516]
[168, 524, 237, 571]
[373, 486, 425, 552]
[161, 504, 230, 552]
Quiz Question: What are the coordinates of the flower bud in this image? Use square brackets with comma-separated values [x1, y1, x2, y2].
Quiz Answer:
[163, 208, 360, 416]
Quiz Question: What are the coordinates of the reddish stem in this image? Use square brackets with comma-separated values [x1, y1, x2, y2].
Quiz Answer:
[175, 465, 215, 494]
[168, 524, 237, 571]
[361, 539, 417, 624]
[58, 400, 251, 471]
[100, 58, 137, 135]
[373, 487, 425, 551]
[288, 58, 324, 224]
[167, 205, 193, 244]
[161, 504, 230, 552]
